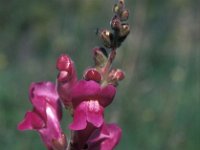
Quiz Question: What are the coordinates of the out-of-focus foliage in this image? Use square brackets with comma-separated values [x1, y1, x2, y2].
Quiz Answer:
[0, 0, 199, 149]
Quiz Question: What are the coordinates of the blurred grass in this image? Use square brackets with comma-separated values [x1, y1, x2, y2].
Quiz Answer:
[0, 0, 199, 149]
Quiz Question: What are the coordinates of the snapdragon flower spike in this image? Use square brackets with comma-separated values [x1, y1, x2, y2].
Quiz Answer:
[69, 80, 116, 130]
[18, 82, 67, 150]
[86, 123, 122, 150]
[56, 54, 77, 107]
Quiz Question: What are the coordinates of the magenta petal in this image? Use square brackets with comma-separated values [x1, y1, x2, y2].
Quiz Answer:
[57, 80, 74, 107]
[57, 75, 77, 107]
[87, 123, 122, 150]
[30, 82, 58, 104]
[86, 103, 104, 128]
[30, 82, 62, 121]
[38, 103, 63, 148]
[99, 124, 122, 150]
[69, 102, 87, 130]
[71, 80, 100, 106]
[18, 111, 45, 131]
[45, 103, 61, 137]
[31, 96, 47, 121]
[99, 84, 116, 107]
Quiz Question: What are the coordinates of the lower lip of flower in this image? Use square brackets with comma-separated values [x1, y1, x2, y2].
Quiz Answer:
[87, 100, 100, 112]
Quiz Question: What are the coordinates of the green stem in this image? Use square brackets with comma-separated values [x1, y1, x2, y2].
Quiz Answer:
[101, 48, 116, 87]
[103, 48, 116, 74]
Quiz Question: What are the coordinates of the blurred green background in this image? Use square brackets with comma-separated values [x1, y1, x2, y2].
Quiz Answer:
[0, 0, 199, 149]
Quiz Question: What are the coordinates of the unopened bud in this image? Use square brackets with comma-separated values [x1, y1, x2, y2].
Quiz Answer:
[113, 4, 120, 14]
[113, 0, 125, 14]
[93, 47, 108, 67]
[117, 23, 130, 43]
[119, 0, 125, 5]
[120, 9, 129, 21]
[99, 29, 114, 48]
[56, 54, 72, 74]
[114, 69, 125, 81]
[120, 24, 130, 37]
[84, 68, 102, 82]
[110, 16, 122, 31]
[108, 69, 125, 86]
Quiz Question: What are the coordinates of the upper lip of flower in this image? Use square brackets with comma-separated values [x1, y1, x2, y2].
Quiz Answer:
[70, 80, 116, 108]
[29, 82, 62, 121]
[68, 80, 116, 131]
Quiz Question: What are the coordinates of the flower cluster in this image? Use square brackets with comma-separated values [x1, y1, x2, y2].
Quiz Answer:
[18, 0, 130, 150]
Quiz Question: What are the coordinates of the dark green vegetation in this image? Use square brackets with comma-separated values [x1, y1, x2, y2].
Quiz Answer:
[0, 0, 199, 149]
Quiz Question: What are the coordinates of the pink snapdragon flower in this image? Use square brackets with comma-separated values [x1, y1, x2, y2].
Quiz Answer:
[56, 54, 116, 131]
[69, 80, 116, 130]
[18, 82, 66, 150]
[86, 123, 122, 150]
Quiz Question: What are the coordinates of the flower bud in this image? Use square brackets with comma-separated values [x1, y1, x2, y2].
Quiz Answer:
[120, 9, 129, 21]
[110, 16, 122, 31]
[83, 68, 102, 83]
[98, 29, 114, 48]
[119, 24, 130, 37]
[117, 23, 130, 43]
[119, 0, 125, 5]
[108, 69, 125, 86]
[93, 47, 108, 67]
[57, 71, 71, 83]
[113, 4, 120, 14]
[113, 0, 125, 15]
[114, 69, 125, 81]
[56, 54, 72, 74]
